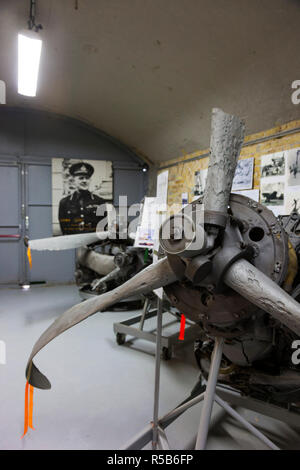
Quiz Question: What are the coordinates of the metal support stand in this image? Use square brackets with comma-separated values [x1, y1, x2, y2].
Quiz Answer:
[113, 296, 201, 359]
[152, 297, 163, 449]
[139, 297, 150, 330]
[195, 337, 279, 450]
[195, 337, 224, 449]
[122, 332, 282, 450]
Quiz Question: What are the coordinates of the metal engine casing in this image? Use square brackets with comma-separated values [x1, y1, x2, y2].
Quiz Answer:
[164, 194, 289, 338]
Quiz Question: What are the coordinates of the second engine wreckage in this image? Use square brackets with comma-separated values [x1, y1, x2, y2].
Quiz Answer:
[76, 244, 152, 302]
[25, 108, 300, 411]
[27, 226, 152, 306]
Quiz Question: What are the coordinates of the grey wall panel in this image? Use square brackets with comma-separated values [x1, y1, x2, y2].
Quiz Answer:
[28, 205, 75, 283]
[113, 169, 144, 207]
[0, 243, 20, 283]
[24, 113, 136, 163]
[0, 109, 24, 156]
[0, 107, 144, 166]
[28, 164, 51, 206]
[0, 165, 19, 225]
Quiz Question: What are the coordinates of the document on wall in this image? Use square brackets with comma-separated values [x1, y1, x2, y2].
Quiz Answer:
[156, 170, 168, 205]
[154, 171, 169, 298]
[134, 197, 160, 248]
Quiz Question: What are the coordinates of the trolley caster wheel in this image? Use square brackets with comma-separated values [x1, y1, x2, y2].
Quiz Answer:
[162, 347, 172, 360]
[116, 333, 126, 345]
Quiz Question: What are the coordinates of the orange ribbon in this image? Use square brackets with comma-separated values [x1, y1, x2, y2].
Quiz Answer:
[27, 246, 32, 269]
[22, 381, 35, 438]
[29, 384, 35, 430]
[22, 381, 29, 438]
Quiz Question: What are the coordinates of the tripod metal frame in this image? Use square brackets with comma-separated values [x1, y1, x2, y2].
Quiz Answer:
[122, 299, 280, 450]
[195, 337, 279, 450]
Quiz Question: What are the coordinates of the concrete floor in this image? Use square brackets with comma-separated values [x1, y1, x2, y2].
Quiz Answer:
[0, 284, 300, 450]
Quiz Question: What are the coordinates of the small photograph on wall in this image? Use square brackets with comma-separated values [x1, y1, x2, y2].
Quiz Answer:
[260, 182, 284, 206]
[261, 152, 285, 178]
[193, 168, 208, 199]
[285, 190, 300, 214]
[232, 189, 260, 202]
[52, 158, 113, 235]
[232, 157, 254, 191]
[287, 148, 300, 187]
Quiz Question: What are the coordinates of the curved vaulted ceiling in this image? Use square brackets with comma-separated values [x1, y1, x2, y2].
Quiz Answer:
[1, 0, 300, 162]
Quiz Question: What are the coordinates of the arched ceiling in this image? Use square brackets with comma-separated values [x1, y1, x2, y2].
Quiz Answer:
[1, 0, 300, 163]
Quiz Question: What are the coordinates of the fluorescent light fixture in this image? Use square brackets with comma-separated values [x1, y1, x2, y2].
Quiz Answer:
[18, 32, 42, 97]
[0, 80, 6, 104]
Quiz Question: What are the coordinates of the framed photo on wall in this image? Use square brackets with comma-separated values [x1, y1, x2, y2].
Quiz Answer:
[52, 158, 113, 236]
[232, 157, 254, 191]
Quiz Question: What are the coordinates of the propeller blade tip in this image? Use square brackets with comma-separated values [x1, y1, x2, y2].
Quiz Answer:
[26, 361, 51, 390]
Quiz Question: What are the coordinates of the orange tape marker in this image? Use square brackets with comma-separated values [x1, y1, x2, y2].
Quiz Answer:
[22, 381, 29, 438]
[22, 381, 35, 437]
[29, 385, 35, 430]
[179, 314, 186, 340]
[27, 246, 32, 269]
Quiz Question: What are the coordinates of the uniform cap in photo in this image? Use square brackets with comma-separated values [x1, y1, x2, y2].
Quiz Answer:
[69, 162, 94, 178]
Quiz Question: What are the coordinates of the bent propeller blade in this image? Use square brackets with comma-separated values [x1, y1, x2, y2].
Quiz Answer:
[26, 257, 178, 389]
[225, 259, 300, 336]
[203, 108, 245, 219]
[28, 231, 108, 251]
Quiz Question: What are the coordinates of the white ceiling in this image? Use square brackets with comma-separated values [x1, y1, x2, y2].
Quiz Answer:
[1, 0, 300, 162]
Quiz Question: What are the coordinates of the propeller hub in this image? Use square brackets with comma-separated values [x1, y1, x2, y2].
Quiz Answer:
[159, 210, 207, 257]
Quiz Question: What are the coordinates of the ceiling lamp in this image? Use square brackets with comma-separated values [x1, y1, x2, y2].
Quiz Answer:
[18, 0, 43, 97]
[0, 80, 6, 104]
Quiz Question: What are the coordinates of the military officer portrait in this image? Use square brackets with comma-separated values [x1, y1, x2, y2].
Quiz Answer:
[58, 162, 108, 235]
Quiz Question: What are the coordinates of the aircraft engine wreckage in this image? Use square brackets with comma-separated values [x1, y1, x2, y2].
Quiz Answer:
[26, 108, 300, 410]
[76, 244, 152, 303]
[26, 228, 152, 307]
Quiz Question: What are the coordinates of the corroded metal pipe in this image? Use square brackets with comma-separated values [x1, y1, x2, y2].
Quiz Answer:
[203, 108, 245, 223]
[225, 259, 300, 336]
[26, 257, 178, 389]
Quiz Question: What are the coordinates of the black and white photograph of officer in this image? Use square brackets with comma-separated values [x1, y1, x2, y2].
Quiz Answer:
[52, 158, 113, 235]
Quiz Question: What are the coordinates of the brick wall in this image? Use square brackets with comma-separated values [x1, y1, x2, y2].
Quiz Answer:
[158, 119, 300, 206]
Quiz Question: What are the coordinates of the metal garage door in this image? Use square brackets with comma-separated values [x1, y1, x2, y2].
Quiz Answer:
[0, 163, 22, 284]
[26, 163, 75, 283]
[0, 161, 75, 284]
